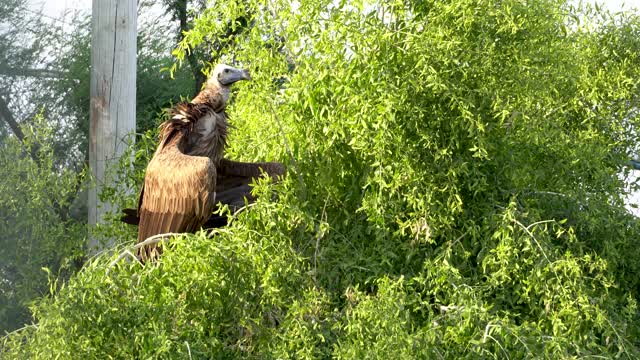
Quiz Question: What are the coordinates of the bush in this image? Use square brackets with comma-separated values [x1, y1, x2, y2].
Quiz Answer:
[3, 0, 640, 358]
[0, 115, 85, 333]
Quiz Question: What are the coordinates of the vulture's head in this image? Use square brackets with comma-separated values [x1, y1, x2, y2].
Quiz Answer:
[209, 64, 251, 87]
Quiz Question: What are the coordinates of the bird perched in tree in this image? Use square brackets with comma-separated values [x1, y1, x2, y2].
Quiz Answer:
[136, 64, 252, 262]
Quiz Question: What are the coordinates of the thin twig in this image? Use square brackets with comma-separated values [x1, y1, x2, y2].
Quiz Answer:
[439, 305, 464, 313]
[495, 320, 532, 355]
[226, 203, 259, 227]
[106, 250, 140, 275]
[268, 101, 307, 199]
[601, 315, 630, 358]
[513, 219, 553, 266]
[313, 198, 330, 283]
[525, 220, 556, 231]
[447, 231, 468, 252]
[487, 334, 510, 360]
[532, 191, 570, 198]
[268, 101, 296, 168]
[513, 219, 564, 290]
[134, 232, 183, 250]
[185, 341, 193, 360]
[482, 323, 510, 360]
[0, 324, 38, 341]
[233, 202, 257, 217]
[106, 233, 183, 273]
[482, 323, 494, 343]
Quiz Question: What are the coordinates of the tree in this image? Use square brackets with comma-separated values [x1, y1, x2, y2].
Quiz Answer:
[0, 116, 85, 334]
[0, 0, 198, 334]
[163, 0, 255, 94]
[161, 0, 207, 93]
[0, 0, 50, 145]
[0, 2, 91, 174]
[0, 0, 88, 335]
[88, 0, 137, 251]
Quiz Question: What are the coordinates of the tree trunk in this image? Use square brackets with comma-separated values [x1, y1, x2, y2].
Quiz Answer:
[0, 96, 26, 142]
[173, 0, 206, 93]
[88, 0, 137, 252]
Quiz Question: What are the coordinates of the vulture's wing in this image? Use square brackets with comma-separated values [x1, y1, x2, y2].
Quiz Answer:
[137, 149, 216, 261]
[215, 159, 285, 210]
[215, 174, 255, 210]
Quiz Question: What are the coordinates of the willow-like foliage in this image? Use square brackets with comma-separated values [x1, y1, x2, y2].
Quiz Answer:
[3, 0, 640, 358]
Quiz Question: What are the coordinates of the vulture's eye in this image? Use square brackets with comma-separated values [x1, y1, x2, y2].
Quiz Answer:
[224, 69, 230, 73]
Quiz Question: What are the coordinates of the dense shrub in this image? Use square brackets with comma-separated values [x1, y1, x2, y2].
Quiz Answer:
[3, 0, 640, 358]
[0, 116, 85, 333]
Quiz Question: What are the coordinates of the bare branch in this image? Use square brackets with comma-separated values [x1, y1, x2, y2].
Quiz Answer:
[0, 95, 26, 141]
[106, 232, 183, 273]
[0, 67, 68, 79]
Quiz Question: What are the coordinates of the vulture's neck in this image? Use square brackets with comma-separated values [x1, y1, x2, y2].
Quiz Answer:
[185, 109, 228, 164]
[160, 83, 230, 165]
[191, 83, 230, 113]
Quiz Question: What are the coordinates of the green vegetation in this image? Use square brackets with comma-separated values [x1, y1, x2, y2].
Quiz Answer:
[0, 2, 197, 333]
[2, 0, 640, 358]
[0, 116, 85, 333]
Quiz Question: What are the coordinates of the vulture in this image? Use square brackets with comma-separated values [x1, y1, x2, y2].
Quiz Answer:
[135, 64, 284, 262]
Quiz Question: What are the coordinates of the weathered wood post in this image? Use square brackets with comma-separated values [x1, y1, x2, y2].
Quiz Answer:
[88, 0, 136, 251]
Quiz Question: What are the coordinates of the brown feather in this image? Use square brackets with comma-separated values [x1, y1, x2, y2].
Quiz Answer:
[122, 160, 285, 229]
[137, 141, 217, 262]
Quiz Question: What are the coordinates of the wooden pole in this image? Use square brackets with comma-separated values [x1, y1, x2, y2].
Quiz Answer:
[89, 0, 137, 252]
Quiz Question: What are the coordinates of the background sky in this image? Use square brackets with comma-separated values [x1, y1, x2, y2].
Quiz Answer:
[30, 0, 90, 16]
[25, 0, 640, 215]
[29, 0, 640, 17]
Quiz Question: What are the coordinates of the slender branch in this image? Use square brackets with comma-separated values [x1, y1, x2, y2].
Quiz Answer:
[106, 250, 139, 274]
[0, 323, 38, 340]
[525, 220, 556, 231]
[268, 101, 307, 199]
[233, 202, 257, 217]
[53, 160, 88, 222]
[313, 198, 329, 284]
[0, 95, 84, 222]
[224, 203, 258, 228]
[185, 341, 193, 360]
[134, 232, 184, 250]
[0, 95, 26, 142]
[513, 219, 552, 266]
[531, 191, 570, 198]
[107, 232, 183, 272]
[439, 305, 464, 313]
[0, 67, 68, 79]
[482, 323, 510, 360]
[0, 95, 43, 165]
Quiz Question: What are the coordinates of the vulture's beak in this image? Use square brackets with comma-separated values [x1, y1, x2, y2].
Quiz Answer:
[219, 67, 252, 85]
[239, 69, 251, 81]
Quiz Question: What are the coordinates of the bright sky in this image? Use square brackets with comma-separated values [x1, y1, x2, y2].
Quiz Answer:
[28, 0, 640, 18]
[27, 0, 640, 215]
[602, 0, 639, 10]
[29, 0, 91, 17]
